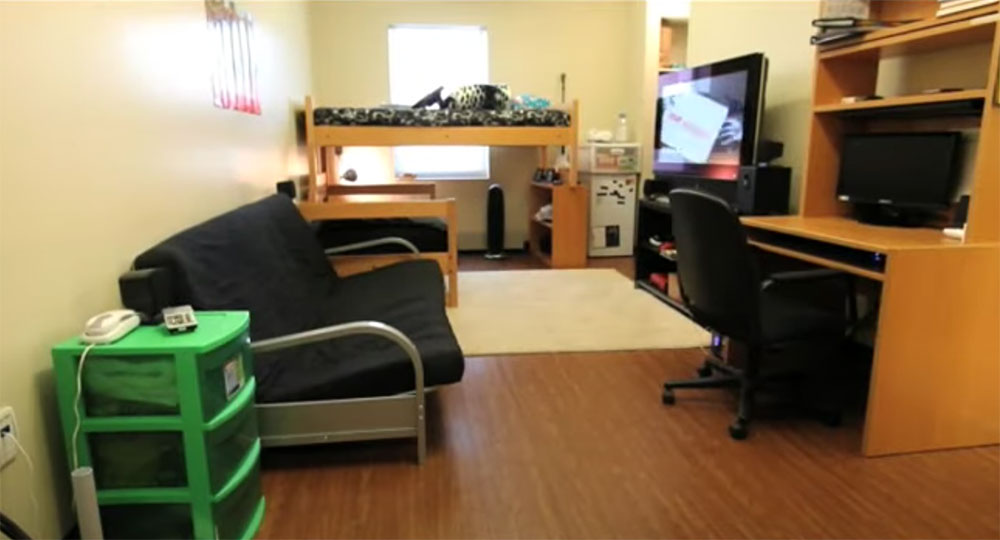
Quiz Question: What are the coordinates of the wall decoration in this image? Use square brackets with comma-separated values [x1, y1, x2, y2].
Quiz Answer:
[206, 0, 260, 115]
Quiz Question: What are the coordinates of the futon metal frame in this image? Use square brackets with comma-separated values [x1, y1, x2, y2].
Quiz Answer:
[251, 237, 432, 464]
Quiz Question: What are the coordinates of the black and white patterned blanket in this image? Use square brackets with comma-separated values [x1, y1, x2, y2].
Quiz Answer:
[314, 107, 570, 127]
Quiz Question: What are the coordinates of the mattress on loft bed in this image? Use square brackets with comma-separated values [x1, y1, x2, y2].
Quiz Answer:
[313, 107, 571, 127]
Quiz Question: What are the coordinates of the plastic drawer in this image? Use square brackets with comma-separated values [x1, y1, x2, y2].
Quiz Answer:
[89, 431, 186, 489]
[87, 380, 257, 491]
[83, 355, 179, 417]
[205, 387, 259, 494]
[78, 334, 251, 422]
[581, 144, 640, 173]
[213, 454, 264, 539]
[197, 335, 253, 422]
[100, 503, 193, 540]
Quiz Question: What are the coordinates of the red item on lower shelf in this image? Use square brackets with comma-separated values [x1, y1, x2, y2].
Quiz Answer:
[649, 273, 669, 293]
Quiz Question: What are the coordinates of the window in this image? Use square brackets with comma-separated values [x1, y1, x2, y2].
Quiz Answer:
[388, 25, 489, 180]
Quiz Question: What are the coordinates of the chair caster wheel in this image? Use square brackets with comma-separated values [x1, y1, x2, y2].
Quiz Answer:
[696, 365, 713, 378]
[662, 387, 676, 405]
[728, 419, 749, 440]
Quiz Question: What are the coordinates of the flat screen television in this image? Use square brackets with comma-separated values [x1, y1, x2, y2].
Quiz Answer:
[837, 132, 961, 209]
[653, 53, 768, 181]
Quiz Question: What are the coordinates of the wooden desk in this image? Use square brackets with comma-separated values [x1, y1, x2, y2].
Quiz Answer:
[741, 215, 1000, 456]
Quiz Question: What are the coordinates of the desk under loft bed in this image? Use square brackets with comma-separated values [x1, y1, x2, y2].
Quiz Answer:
[303, 95, 588, 270]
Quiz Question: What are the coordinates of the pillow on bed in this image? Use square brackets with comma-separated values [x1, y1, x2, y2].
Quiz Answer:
[444, 84, 511, 111]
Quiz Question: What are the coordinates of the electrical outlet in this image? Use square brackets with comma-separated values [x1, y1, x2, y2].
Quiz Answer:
[0, 406, 16, 469]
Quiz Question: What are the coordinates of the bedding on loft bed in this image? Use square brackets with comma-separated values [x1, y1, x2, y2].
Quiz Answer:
[313, 107, 571, 127]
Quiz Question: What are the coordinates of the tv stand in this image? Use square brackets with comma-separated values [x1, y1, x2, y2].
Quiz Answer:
[851, 204, 932, 228]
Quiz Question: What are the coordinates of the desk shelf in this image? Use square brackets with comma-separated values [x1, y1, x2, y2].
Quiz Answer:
[801, 2, 998, 243]
[526, 183, 587, 268]
[818, 5, 998, 60]
[813, 90, 986, 117]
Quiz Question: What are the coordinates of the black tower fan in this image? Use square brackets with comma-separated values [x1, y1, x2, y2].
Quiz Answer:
[485, 183, 506, 259]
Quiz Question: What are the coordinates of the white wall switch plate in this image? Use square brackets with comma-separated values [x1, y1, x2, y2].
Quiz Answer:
[0, 406, 16, 469]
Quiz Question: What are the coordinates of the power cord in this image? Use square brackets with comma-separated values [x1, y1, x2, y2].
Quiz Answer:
[3, 412, 39, 536]
[0, 511, 32, 540]
[71, 343, 97, 471]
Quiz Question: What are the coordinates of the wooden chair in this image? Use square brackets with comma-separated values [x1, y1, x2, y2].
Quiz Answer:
[297, 182, 459, 307]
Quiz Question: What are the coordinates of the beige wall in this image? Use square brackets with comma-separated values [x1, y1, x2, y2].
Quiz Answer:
[0, 2, 312, 537]
[308, 1, 645, 249]
[687, 0, 820, 210]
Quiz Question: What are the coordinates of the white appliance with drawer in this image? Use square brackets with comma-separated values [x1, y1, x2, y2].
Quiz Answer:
[580, 143, 640, 258]
[583, 173, 638, 257]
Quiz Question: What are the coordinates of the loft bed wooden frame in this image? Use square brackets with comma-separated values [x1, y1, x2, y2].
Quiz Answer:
[302, 94, 587, 270]
[298, 183, 459, 307]
[303, 95, 581, 195]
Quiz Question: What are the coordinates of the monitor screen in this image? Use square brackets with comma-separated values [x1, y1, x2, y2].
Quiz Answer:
[653, 53, 767, 181]
[837, 133, 961, 209]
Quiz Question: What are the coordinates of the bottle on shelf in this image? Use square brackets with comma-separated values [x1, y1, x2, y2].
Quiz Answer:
[614, 112, 629, 143]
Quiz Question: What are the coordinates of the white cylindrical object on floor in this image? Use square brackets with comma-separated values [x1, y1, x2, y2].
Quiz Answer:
[72, 467, 104, 540]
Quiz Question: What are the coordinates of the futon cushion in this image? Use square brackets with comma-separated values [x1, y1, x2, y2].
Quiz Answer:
[134, 194, 335, 339]
[133, 195, 464, 402]
[316, 218, 447, 254]
[760, 289, 844, 344]
[256, 260, 464, 402]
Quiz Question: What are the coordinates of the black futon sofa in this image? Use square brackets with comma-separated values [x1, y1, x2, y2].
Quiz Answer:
[126, 194, 464, 463]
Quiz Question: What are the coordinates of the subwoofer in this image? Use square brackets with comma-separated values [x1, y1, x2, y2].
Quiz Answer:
[735, 166, 790, 215]
[485, 183, 506, 259]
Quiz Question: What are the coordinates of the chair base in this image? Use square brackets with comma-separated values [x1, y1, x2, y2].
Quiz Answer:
[662, 351, 845, 440]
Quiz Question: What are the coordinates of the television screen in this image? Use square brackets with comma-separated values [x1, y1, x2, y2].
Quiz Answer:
[653, 53, 767, 180]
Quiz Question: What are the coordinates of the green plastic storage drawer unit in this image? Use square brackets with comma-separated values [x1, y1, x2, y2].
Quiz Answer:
[52, 311, 265, 539]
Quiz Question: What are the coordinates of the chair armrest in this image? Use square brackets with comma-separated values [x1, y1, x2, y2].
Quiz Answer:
[761, 269, 860, 329]
[761, 268, 844, 290]
[324, 236, 419, 255]
[250, 320, 424, 393]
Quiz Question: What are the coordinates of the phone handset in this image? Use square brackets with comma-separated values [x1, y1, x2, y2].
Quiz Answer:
[81, 309, 140, 344]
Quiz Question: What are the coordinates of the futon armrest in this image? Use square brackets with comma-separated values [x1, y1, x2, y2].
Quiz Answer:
[250, 320, 424, 389]
[324, 236, 419, 256]
[251, 320, 429, 464]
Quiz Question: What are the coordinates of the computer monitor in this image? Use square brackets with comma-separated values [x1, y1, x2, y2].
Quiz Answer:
[653, 53, 768, 181]
[837, 133, 961, 212]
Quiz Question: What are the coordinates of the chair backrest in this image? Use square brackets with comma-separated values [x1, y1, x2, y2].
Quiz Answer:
[134, 194, 337, 339]
[669, 188, 762, 342]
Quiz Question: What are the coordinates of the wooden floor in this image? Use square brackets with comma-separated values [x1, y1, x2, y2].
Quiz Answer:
[258, 254, 1000, 539]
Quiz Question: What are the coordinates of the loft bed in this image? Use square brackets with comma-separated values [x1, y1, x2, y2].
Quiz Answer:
[302, 95, 588, 270]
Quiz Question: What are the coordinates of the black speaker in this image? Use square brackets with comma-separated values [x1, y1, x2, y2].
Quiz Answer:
[119, 267, 174, 323]
[276, 180, 296, 199]
[735, 166, 790, 215]
[485, 183, 506, 259]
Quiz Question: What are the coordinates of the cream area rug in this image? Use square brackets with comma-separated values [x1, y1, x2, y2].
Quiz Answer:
[446, 269, 711, 355]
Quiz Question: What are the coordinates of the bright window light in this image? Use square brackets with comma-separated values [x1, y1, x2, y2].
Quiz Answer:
[388, 25, 490, 180]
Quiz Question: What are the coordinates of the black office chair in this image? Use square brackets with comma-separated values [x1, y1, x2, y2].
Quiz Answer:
[663, 189, 853, 440]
